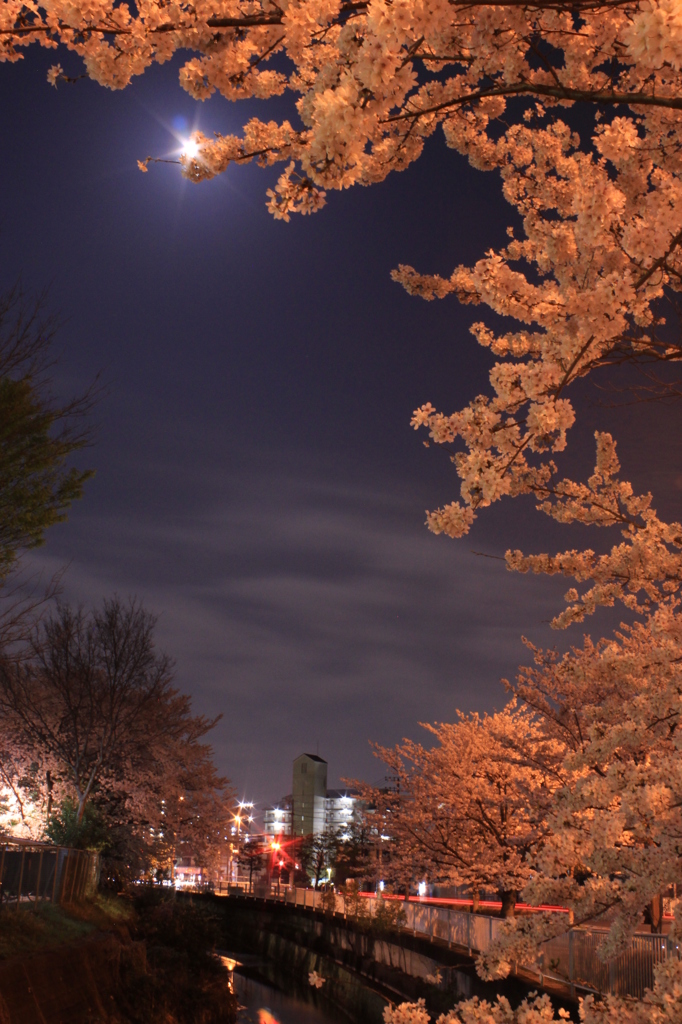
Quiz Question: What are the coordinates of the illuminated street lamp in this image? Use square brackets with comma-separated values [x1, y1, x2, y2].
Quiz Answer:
[231, 800, 255, 889]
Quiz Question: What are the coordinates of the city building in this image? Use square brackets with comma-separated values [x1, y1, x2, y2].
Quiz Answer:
[324, 788, 359, 838]
[263, 755, 363, 844]
[279, 753, 361, 838]
[259, 755, 365, 889]
[263, 796, 292, 837]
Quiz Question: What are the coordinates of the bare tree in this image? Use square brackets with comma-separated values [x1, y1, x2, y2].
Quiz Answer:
[0, 598, 228, 860]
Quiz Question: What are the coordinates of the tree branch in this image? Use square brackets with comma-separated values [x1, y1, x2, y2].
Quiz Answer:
[385, 82, 682, 123]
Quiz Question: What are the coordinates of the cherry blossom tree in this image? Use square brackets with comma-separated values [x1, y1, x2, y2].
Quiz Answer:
[370, 702, 566, 917]
[490, 604, 682, 960]
[368, 600, 682, 1022]
[363, 602, 682, 1020]
[96, 682, 234, 880]
[0, 597, 177, 823]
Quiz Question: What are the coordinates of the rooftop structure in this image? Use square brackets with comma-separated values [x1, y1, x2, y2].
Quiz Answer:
[293, 753, 328, 837]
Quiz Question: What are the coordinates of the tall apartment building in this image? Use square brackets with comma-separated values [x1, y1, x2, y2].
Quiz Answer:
[261, 754, 362, 839]
[324, 789, 357, 837]
[263, 797, 292, 837]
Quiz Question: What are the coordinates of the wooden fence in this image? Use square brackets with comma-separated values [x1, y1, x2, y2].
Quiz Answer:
[0, 837, 100, 907]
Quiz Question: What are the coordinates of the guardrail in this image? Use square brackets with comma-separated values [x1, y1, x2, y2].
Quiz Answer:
[0, 837, 100, 908]
[273, 886, 679, 1000]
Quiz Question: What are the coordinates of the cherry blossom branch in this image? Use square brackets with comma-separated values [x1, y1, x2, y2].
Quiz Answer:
[635, 228, 682, 290]
[386, 82, 682, 123]
[553, 335, 596, 398]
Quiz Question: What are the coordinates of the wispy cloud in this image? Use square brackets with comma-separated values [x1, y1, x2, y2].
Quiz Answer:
[27, 457, 567, 805]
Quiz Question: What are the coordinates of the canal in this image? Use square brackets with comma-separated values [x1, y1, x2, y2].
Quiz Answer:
[234, 964, 354, 1024]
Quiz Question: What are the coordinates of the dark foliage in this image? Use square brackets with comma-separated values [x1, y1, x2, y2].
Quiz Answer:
[46, 796, 109, 851]
[0, 285, 94, 579]
[116, 891, 236, 1024]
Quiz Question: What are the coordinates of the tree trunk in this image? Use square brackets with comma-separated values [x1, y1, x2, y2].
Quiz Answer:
[499, 889, 518, 919]
[649, 893, 663, 933]
[45, 771, 53, 824]
[471, 889, 480, 913]
[77, 792, 87, 824]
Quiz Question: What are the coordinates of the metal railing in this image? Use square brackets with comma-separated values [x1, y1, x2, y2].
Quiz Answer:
[274, 886, 679, 1000]
[0, 837, 100, 908]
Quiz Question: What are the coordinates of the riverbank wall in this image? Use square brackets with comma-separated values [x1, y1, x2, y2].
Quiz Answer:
[208, 894, 578, 1022]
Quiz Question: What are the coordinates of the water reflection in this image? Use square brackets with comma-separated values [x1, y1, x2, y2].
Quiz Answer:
[257, 1011, 279, 1024]
[234, 971, 350, 1024]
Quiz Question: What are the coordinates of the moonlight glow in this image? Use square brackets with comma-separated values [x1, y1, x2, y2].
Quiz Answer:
[181, 137, 200, 160]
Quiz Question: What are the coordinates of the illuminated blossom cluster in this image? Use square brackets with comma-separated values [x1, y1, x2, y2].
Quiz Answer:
[389, 975, 682, 1024]
[384, 1000, 430, 1024]
[0, 783, 44, 839]
[400, 97, 682, 624]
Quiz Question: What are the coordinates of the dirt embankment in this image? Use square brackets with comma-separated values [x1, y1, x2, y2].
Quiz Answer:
[0, 894, 236, 1024]
[0, 930, 126, 1024]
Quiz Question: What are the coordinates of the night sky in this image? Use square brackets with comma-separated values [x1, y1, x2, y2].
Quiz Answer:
[3, 50, 681, 812]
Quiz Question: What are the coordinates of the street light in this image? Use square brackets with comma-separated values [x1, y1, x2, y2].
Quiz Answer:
[232, 804, 255, 890]
[268, 840, 281, 895]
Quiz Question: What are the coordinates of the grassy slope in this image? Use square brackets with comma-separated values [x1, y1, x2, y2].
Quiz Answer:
[0, 894, 133, 959]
